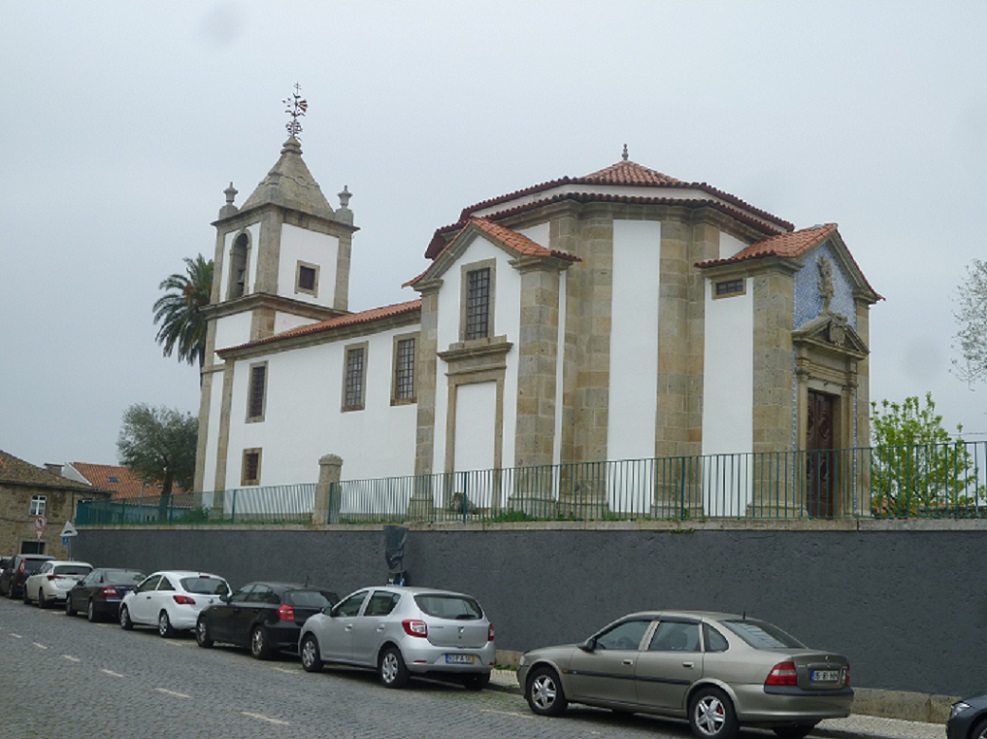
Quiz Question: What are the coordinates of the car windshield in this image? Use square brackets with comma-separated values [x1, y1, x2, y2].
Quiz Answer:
[287, 590, 335, 608]
[721, 619, 805, 649]
[105, 570, 144, 585]
[414, 594, 483, 620]
[180, 576, 227, 595]
[54, 565, 91, 576]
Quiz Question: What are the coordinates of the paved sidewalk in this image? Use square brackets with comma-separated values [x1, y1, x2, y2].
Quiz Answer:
[489, 670, 943, 739]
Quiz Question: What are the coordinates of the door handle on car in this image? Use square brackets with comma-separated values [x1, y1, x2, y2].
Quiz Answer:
[622, 659, 634, 665]
[682, 661, 695, 669]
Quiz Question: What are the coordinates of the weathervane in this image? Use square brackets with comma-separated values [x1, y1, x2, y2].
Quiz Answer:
[283, 83, 308, 139]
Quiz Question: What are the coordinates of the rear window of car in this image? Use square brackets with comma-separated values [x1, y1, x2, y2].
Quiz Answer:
[54, 565, 91, 576]
[286, 590, 335, 608]
[721, 619, 805, 649]
[22, 559, 48, 574]
[180, 576, 228, 595]
[106, 570, 144, 585]
[414, 594, 483, 620]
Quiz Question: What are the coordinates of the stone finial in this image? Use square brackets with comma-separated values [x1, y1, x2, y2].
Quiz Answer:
[219, 181, 239, 219]
[283, 82, 307, 140]
[622, 143, 629, 161]
[338, 185, 352, 209]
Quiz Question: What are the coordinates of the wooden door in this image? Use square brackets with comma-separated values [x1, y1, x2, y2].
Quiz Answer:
[806, 391, 836, 517]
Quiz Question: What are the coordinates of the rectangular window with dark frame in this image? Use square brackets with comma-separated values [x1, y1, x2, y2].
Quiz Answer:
[393, 337, 416, 403]
[241, 449, 261, 486]
[298, 265, 316, 291]
[465, 267, 491, 340]
[344, 346, 366, 410]
[247, 363, 267, 420]
[714, 278, 745, 297]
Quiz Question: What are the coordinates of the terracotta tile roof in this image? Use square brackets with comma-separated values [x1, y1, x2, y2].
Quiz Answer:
[0, 450, 92, 492]
[408, 218, 580, 288]
[220, 299, 422, 353]
[695, 223, 882, 301]
[697, 224, 839, 267]
[579, 159, 686, 186]
[68, 462, 179, 500]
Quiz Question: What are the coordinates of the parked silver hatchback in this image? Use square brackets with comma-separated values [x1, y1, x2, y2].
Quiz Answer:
[298, 585, 495, 690]
[517, 610, 852, 739]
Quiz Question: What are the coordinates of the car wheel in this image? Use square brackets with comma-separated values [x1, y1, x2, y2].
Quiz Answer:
[87, 600, 100, 623]
[158, 610, 176, 638]
[65, 596, 77, 617]
[195, 619, 213, 648]
[378, 646, 409, 688]
[250, 626, 272, 660]
[689, 687, 739, 739]
[972, 718, 987, 739]
[772, 723, 817, 739]
[22, 587, 31, 605]
[119, 606, 134, 630]
[525, 666, 568, 716]
[37, 590, 48, 609]
[462, 672, 491, 691]
[300, 634, 323, 673]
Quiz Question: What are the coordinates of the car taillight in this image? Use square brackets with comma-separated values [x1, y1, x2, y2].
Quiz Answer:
[277, 604, 295, 622]
[102, 586, 118, 596]
[488, 624, 495, 641]
[843, 664, 851, 686]
[765, 661, 798, 686]
[402, 619, 428, 638]
[47, 574, 62, 581]
[172, 595, 195, 605]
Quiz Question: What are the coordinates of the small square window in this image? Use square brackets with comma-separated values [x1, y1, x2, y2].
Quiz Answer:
[296, 261, 319, 296]
[29, 495, 47, 517]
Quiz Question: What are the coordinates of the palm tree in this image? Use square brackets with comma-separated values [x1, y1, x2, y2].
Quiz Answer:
[153, 255, 214, 374]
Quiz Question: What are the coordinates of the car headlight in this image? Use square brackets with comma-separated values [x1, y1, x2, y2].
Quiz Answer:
[518, 654, 526, 667]
[950, 702, 971, 720]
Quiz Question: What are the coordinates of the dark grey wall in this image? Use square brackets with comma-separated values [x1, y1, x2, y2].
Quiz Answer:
[73, 527, 985, 697]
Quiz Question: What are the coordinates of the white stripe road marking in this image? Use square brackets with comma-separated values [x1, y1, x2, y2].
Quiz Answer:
[32, 642, 48, 650]
[272, 666, 297, 674]
[242, 712, 290, 726]
[101, 669, 124, 678]
[479, 709, 534, 719]
[62, 655, 80, 663]
[9, 634, 22, 639]
[155, 688, 191, 699]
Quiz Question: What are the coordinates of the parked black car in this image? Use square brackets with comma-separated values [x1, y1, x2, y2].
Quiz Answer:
[949, 692, 987, 739]
[0, 554, 54, 599]
[65, 568, 145, 622]
[195, 581, 338, 660]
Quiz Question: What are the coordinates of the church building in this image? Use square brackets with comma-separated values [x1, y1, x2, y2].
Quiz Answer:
[194, 133, 880, 519]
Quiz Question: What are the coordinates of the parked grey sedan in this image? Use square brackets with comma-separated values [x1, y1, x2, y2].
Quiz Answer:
[517, 610, 852, 739]
[298, 585, 495, 690]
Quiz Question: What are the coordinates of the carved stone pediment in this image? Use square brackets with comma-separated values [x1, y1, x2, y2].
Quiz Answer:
[792, 311, 868, 359]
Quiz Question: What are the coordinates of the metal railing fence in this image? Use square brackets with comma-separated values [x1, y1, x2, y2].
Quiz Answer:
[75, 442, 987, 527]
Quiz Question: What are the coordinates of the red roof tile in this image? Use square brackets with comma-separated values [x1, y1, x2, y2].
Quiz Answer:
[68, 462, 179, 499]
[579, 159, 686, 186]
[0, 450, 92, 492]
[220, 299, 422, 353]
[695, 224, 838, 267]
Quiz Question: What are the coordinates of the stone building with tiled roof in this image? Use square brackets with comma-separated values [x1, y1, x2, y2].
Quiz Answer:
[194, 137, 880, 518]
[0, 450, 109, 558]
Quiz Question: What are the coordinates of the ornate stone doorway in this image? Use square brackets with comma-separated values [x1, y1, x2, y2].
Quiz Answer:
[806, 390, 836, 517]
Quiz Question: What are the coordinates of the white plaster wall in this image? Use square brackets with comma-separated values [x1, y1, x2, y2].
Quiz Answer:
[278, 223, 339, 307]
[432, 235, 522, 483]
[222, 328, 417, 490]
[517, 222, 550, 248]
[608, 220, 660, 465]
[719, 231, 747, 259]
[702, 278, 754, 514]
[202, 372, 225, 492]
[214, 312, 253, 355]
[274, 312, 318, 335]
[453, 382, 497, 507]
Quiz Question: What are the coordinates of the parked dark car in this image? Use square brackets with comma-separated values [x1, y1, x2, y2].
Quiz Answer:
[0, 554, 55, 599]
[949, 692, 987, 739]
[65, 568, 145, 622]
[196, 581, 339, 660]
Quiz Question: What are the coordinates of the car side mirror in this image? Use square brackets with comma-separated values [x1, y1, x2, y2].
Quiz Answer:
[579, 638, 597, 652]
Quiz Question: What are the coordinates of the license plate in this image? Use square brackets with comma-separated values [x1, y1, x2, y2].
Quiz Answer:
[811, 669, 840, 682]
[445, 654, 475, 664]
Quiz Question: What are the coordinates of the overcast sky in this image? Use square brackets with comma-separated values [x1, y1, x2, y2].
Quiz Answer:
[2, 1, 986, 468]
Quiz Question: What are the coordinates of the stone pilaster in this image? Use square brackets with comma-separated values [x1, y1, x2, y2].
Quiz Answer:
[313, 454, 343, 524]
[409, 282, 441, 519]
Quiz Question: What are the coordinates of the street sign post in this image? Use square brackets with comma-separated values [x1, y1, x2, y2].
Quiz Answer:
[34, 515, 47, 543]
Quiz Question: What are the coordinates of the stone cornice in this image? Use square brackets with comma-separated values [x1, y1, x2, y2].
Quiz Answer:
[201, 292, 341, 322]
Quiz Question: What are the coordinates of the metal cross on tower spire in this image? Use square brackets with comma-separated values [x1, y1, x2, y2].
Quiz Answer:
[283, 83, 308, 139]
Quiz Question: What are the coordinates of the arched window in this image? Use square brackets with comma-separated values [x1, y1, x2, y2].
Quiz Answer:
[229, 233, 249, 298]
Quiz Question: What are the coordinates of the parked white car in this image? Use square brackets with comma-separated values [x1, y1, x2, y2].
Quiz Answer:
[119, 570, 230, 637]
[23, 560, 92, 608]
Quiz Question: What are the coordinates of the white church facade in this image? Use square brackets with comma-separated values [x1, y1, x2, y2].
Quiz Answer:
[194, 136, 880, 519]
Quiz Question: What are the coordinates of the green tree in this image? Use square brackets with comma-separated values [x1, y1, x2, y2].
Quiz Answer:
[153, 255, 214, 374]
[953, 258, 987, 384]
[870, 393, 980, 516]
[117, 404, 198, 520]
